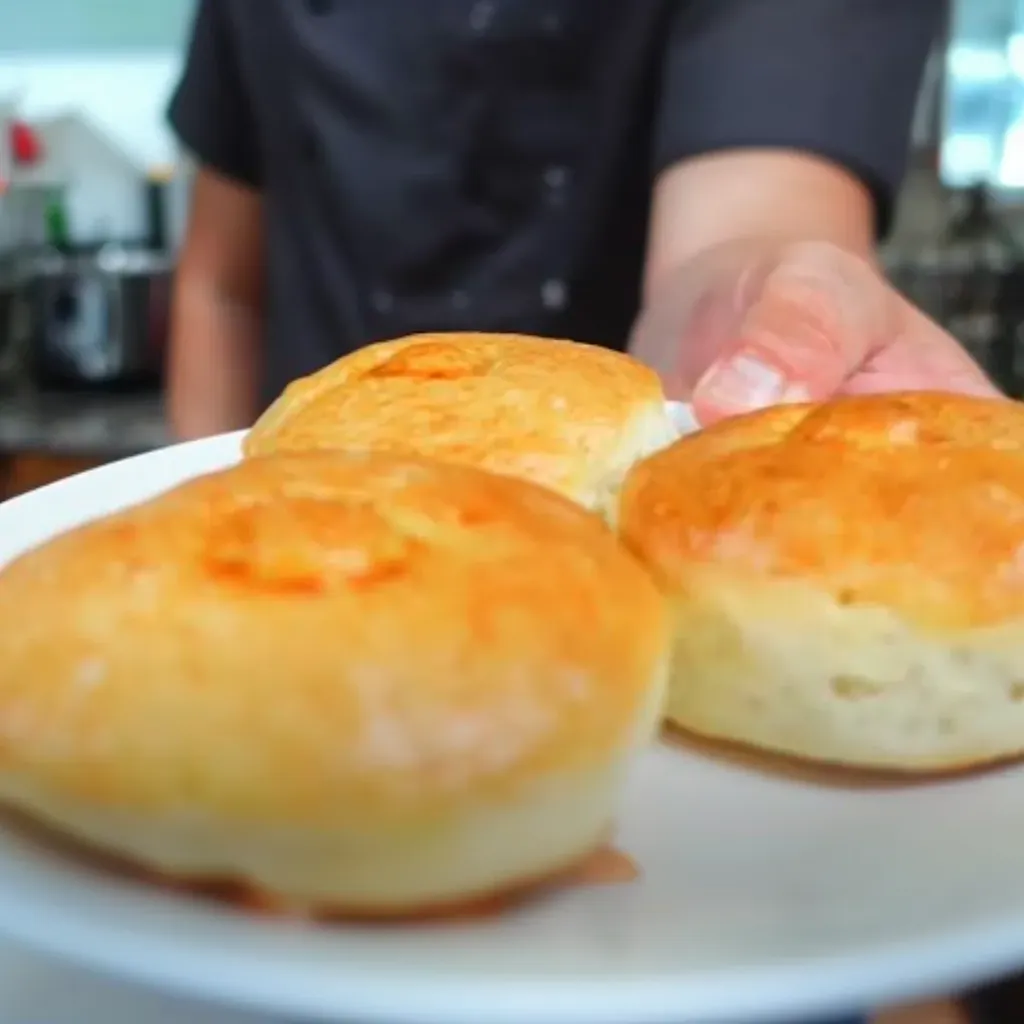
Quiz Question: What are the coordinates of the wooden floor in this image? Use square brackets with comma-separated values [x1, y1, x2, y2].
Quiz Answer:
[873, 1000, 969, 1024]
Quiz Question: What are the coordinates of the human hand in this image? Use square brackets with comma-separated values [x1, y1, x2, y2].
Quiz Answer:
[628, 239, 1000, 426]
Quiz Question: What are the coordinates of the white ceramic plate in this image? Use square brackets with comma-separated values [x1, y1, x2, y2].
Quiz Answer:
[2, 413, 1024, 1024]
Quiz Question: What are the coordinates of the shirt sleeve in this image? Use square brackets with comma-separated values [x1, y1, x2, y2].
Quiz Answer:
[167, 0, 262, 188]
[653, 0, 943, 236]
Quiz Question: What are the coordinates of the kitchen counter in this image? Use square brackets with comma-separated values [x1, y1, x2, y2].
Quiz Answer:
[0, 387, 169, 458]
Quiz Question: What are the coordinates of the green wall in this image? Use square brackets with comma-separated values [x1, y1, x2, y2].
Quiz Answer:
[0, 0, 195, 54]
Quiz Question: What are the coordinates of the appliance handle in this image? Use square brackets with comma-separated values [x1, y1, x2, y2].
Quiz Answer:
[101, 270, 124, 375]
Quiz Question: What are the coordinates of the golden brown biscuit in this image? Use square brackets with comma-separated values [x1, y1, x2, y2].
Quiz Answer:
[0, 451, 669, 914]
[243, 332, 677, 516]
[618, 391, 1024, 772]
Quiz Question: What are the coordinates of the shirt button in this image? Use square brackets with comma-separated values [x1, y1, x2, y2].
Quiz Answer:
[543, 165, 570, 205]
[543, 165, 569, 190]
[469, 0, 496, 34]
[541, 279, 569, 311]
[370, 289, 394, 314]
[450, 290, 471, 310]
[541, 11, 563, 34]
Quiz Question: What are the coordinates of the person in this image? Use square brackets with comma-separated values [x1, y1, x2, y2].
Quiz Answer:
[167, 0, 999, 444]
[165, 5, 990, 1021]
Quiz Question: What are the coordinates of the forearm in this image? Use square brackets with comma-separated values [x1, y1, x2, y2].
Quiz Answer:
[642, 149, 876, 302]
[167, 280, 263, 441]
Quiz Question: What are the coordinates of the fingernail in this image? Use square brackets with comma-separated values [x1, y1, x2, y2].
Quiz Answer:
[694, 350, 790, 413]
[780, 382, 812, 403]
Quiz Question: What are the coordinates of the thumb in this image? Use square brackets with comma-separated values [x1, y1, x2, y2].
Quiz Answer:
[690, 244, 892, 424]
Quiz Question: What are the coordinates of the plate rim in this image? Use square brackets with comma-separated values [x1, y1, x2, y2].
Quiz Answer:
[0, 787, 1020, 1024]
[2, 413, 1024, 1022]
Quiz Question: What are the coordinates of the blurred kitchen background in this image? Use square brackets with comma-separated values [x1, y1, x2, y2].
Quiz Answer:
[0, 0, 188, 496]
[0, 6, 1020, 1023]
[0, 0, 1019, 499]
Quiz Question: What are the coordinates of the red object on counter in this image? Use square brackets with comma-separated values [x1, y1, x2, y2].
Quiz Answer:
[9, 120, 43, 165]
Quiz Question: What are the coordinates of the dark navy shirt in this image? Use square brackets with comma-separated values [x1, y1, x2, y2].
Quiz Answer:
[168, 0, 941, 406]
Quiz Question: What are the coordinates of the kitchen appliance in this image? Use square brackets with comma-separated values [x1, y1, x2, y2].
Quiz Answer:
[885, 184, 1024, 397]
[0, 249, 33, 384]
[22, 242, 171, 391]
[0, 255, 19, 375]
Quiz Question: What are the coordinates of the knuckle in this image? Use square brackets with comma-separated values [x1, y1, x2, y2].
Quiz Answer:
[782, 240, 877, 289]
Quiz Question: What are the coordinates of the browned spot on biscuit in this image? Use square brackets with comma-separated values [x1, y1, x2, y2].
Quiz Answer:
[571, 844, 639, 885]
[362, 342, 495, 381]
[0, 808, 639, 926]
[203, 497, 416, 593]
